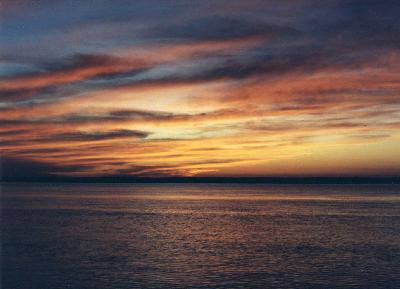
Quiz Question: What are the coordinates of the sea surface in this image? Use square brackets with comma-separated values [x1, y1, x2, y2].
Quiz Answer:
[1, 183, 400, 289]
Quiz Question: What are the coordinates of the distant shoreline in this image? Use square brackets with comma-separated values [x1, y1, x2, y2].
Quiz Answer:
[1, 176, 399, 184]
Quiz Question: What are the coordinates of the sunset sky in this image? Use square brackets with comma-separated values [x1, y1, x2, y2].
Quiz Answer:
[1, 0, 399, 179]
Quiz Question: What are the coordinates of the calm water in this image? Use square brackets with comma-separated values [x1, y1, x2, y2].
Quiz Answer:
[1, 183, 400, 289]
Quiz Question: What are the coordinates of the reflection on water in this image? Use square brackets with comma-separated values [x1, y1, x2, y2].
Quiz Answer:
[1, 183, 400, 289]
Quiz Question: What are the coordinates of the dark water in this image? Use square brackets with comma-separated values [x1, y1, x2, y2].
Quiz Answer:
[1, 183, 400, 289]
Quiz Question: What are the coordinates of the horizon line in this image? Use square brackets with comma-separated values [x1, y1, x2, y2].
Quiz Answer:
[2, 176, 400, 184]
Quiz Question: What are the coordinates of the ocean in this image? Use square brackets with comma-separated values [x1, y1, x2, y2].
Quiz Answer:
[1, 183, 400, 289]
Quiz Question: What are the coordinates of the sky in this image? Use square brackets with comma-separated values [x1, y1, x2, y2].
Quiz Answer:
[0, 0, 399, 179]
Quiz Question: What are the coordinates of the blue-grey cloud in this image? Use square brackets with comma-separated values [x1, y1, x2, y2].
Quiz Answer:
[150, 16, 298, 42]
[0, 156, 92, 180]
[50, 129, 150, 142]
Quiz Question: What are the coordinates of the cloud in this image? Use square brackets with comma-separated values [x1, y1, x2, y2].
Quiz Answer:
[350, 134, 392, 141]
[114, 164, 181, 177]
[50, 43, 398, 98]
[0, 129, 150, 145]
[246, 120, 370, 133]
[0, 129, 29, 137]
[323, 0, 400, 49]
[0, 53, 147, 94]
[0, 38, 262, 104]
[0, 156, 91, 180]
[49, 129, 150, 142]
[0, 109, 180, 127]
[0, 87, 55, 101]
[150, 16, 298, 42]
